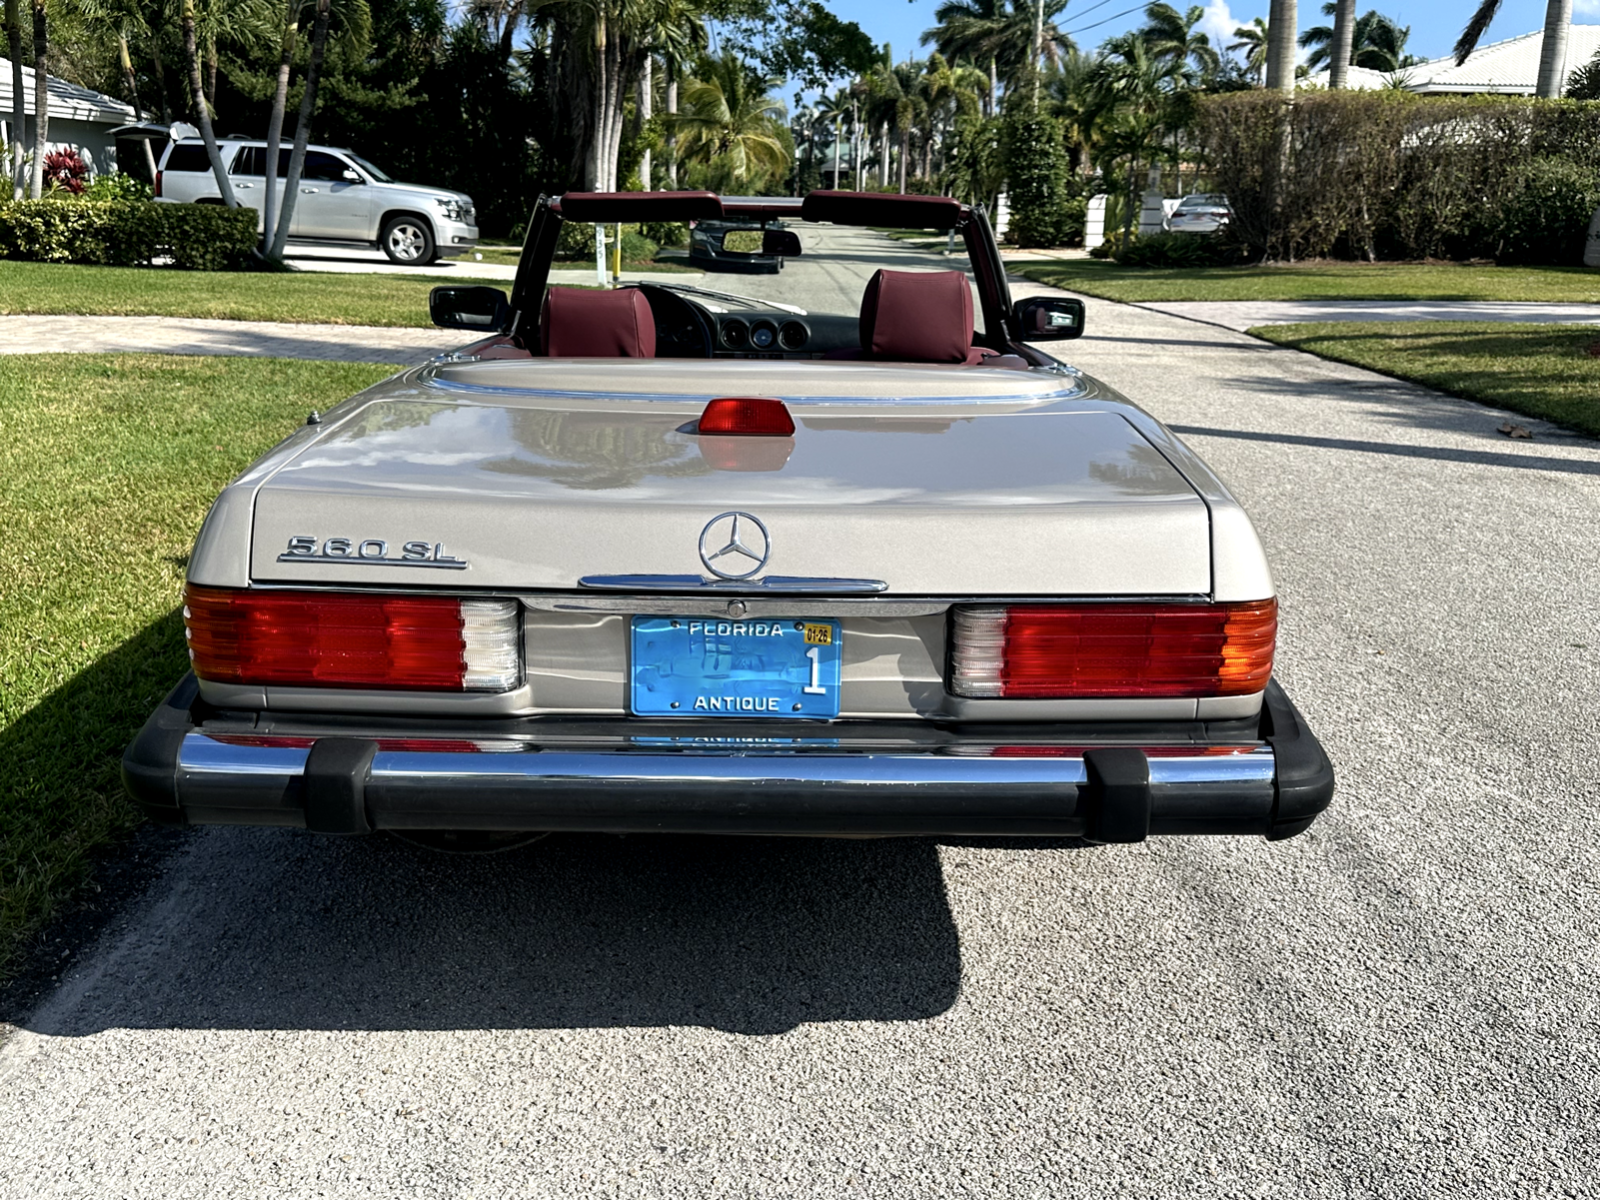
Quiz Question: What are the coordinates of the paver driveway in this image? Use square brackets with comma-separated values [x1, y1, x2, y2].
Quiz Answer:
[0, 287, 1596, 1198]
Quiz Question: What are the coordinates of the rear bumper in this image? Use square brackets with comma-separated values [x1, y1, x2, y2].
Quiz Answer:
[123, 677, 1333, 841]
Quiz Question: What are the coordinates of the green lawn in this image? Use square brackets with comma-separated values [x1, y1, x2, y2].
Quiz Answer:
[1252, 322, 1600, 436]
[1014, 260, 1600, 304]
[0, 354, 398, 979]
[0, 260, 511, 326]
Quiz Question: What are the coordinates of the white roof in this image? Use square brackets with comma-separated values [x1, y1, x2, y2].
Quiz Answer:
[1407, 23, 1600, 95]
[0, 56, 141, 124]
[1304, 65, 1394, 90]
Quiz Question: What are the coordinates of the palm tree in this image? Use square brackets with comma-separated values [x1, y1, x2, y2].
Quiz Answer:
[1454, 0, 1571, 99]
[6, 0, 24, 197]
[1044, 48, 1099, 172]
[1300, 4, 1414, 72]
[920, 0, 1074, 101]
[1228, 16, 1269, 84]
[1088, 32, 1189, 236]
[1141, 3, 1220, 78]
[817, 84, 855, 187]
[26, 0, 47, 197]
[1326, 0, 1355, 87]
[673, 50, 788, 193]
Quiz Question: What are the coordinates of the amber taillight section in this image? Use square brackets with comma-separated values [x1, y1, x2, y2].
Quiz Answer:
[183, 585, 521, 691]
[949, 600, 1277, 699]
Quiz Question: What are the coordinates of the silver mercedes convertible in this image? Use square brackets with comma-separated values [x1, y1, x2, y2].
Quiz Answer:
[123, 189, 1333, 845]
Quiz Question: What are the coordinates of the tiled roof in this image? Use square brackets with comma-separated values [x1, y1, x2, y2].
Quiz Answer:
[0, 57, 141, 124]
[1407, 23, 1600, 94]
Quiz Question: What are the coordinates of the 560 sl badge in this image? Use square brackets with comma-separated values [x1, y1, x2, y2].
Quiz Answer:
[276, 535, 468, 570]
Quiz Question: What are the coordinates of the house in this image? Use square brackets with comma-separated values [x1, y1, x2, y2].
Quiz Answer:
[0, 56, 142, 177]
[1305, 23, 1600, 95]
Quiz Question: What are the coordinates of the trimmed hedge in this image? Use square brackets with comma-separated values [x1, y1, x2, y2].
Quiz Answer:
[0, 200, 258, 270]
[1196, 92, 1600, 264]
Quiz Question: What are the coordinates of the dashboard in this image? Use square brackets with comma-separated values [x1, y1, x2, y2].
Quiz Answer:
[637, 283, 860, 360]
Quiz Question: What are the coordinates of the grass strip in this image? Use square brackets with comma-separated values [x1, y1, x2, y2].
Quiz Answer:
[1014, 260, 1600, 304]
[0, 260, 512, 327]
[0, 353, 398, 979]
[1251, 321, 1600, 436]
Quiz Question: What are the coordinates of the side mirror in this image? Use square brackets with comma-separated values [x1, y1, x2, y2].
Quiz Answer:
[1013, 296, 1086, 341]
[763, 228, 802, 257]
[430, 285, 510, 331]
[340, 168, 363, 183]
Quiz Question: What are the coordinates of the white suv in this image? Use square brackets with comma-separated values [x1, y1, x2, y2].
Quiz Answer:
[155, 139, 478, 264]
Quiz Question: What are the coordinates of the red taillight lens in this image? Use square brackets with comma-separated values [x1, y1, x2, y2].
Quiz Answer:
[153, 169, 162, 198]
[950, 600, 1277, 699]
[183, 585, 520, 692]
[698, 397, 795, 437]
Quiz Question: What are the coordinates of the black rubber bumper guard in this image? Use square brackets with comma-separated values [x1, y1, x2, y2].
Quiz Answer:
[122, 676, 1334, 841]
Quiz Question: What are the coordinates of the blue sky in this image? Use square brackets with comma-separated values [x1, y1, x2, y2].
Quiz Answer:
[816, 0, 1597, 77]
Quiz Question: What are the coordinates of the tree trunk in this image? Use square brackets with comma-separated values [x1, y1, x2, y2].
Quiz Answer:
[639, 53, 652, 190]
[1536, 0, 1573, 99]
[270, 0, 331, 259]
[205, 36, 218, 115]
[1031, 0, 1044, 104]
[27, 0, 45, 199]
[1329, 0, 1355, 88]
[1266, 0, 1297, 93]
[150, 17, 172, 123]
[877, 121, 888, 187]
[182, 0, 236, 206]
[665, 74, 678, 188]
[987, 56, 996, 117]
[262, 0, 297, 256]
[897, 126, 908, 192]
[118, 34, 159, 181]
[6, 0, 25, 199]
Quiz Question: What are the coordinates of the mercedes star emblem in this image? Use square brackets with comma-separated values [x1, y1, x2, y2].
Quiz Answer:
[699, 511, 771, 580]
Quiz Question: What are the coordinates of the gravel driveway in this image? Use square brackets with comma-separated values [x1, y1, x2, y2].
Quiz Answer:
[1, 291, 1596, 1198]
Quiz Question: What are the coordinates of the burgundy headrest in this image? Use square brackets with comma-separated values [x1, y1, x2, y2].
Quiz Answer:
[540, 287, 657, 357]
[858, 269, 974, 363]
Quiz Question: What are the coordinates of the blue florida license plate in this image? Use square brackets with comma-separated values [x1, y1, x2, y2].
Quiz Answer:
[630, 616, 843, 719]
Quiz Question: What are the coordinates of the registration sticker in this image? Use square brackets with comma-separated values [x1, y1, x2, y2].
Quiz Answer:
[630, 617, 843, 718]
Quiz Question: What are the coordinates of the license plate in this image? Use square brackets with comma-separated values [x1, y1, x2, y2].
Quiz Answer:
[630, 616, 842, 718]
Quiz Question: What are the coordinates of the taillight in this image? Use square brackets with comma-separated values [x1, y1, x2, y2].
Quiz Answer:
[154, 169, 162, 198]
[183, 585, 521, 691]
[949, 600, 1276, 699]
[699, 397, 795, 436]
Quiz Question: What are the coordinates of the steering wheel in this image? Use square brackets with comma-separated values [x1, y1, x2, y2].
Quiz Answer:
[636, 283, 715, 358]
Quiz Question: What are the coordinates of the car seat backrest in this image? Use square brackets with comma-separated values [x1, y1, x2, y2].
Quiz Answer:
[540, 287, 657, 357]
[858, 269, 974, 363]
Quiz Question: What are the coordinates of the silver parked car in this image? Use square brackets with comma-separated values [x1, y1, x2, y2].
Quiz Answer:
[155, 138, 478, 263]
[123, 189, 1332, 847]
[1164, 193, 1232, 235]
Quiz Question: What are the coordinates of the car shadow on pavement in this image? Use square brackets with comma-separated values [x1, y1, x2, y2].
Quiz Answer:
[24, 828, 963, 1038]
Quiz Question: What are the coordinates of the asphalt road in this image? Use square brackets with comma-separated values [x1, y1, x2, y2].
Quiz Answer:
[2, 237, 1598, 1197]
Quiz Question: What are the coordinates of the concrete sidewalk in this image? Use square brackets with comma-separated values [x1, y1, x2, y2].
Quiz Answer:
[0, 315, 465, 365]
[1138, 298, 1600, 331]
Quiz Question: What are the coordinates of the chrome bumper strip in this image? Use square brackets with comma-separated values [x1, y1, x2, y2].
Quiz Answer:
[176, 733, 1274, 789]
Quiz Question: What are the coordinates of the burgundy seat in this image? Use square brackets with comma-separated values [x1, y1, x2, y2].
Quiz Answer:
[857, 268, 987, 364]
[540, 287, 657, 357]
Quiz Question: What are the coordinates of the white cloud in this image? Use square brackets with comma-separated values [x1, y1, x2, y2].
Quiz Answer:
[1199, 0, 1241, 50]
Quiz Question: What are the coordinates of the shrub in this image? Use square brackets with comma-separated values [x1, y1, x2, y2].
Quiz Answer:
[1496, 157, 1600, 266]
[619, 230, 659, 261]
[1090, 229, 1136, 259]
[640, 220, 688, 247]
[1002, 108, 1076, 248]
[0, 200, 257, 269]
[1196, 91, 1600, 263]
[82, 172, 154, 203]
[1114, 230, 1244, 268]
[554, 219, 596, 260]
